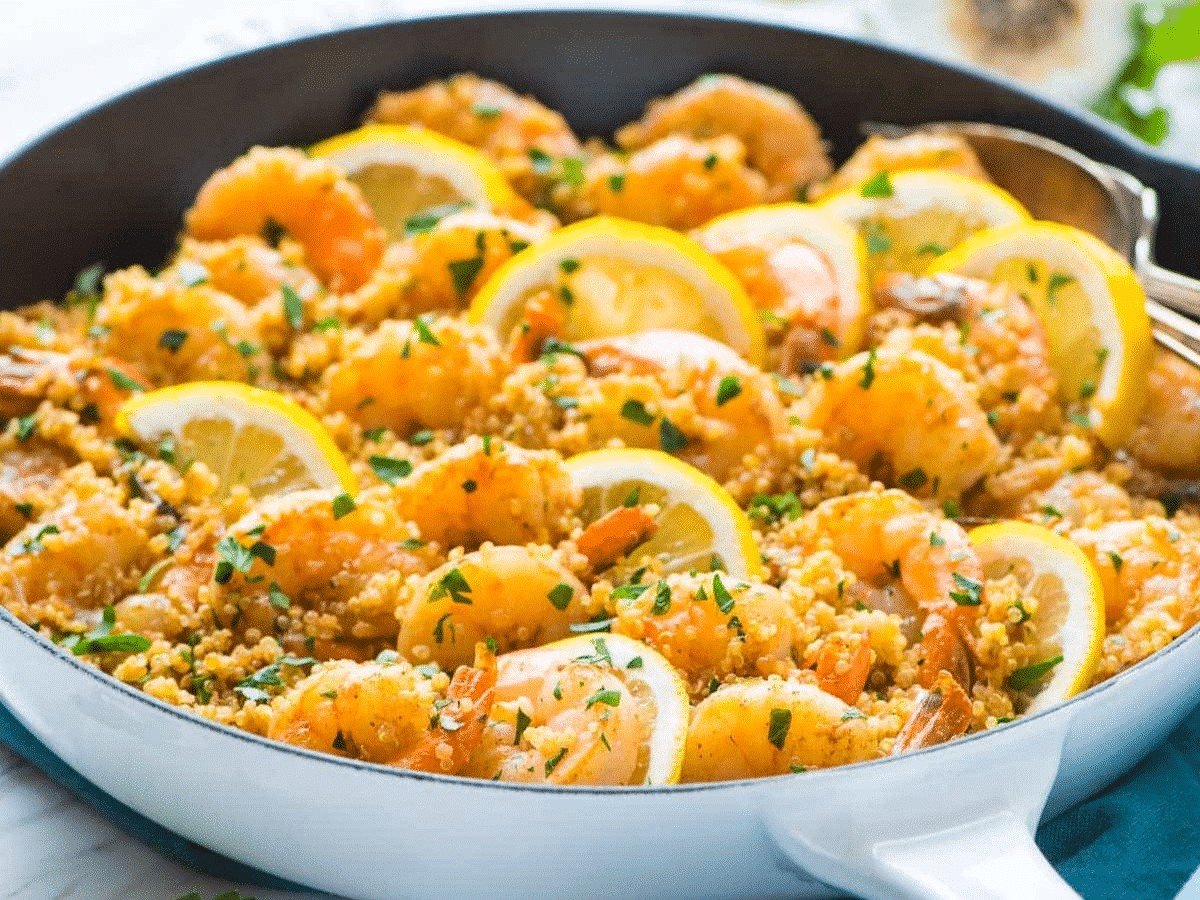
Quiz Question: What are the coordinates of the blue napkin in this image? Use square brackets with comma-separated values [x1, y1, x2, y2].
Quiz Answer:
[3, 700, 1198, 898]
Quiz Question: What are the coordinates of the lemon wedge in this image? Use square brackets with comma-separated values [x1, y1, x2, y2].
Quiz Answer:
[310, 124, 527, 240]
[930, 221, 1153, 447]
[116, 382, 355, 497]
[502, 633, 691, 785]
[566, 447, 763, 580]
[693, 203, 871, 356]
[970, 521, 1105, 715]
[818, 170, 1030, 276]
[469, 216, 765, 365]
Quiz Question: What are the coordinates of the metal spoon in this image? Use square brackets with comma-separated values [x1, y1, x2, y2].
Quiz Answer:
[869, 121, 1200, 367]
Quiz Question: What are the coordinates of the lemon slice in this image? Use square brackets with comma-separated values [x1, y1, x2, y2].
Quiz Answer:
[693, 203, 870, 356]
[116, 382, 355, 498]
[469, 216, 765, 365]
[310, 124, 527, 240]
[502, 633, 690, 785]
[929, 221, 1153, 447]
[566, 447, 763, 580]
[818, 170, 1030, 275]
[970, 521, 1104, 715]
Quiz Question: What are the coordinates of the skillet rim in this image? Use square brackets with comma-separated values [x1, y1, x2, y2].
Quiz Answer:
[1, 4, 1198, 796]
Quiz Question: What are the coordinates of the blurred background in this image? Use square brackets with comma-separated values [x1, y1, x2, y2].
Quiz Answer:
[0, 2, 1196, 897]
[1, 0, 1198, 162]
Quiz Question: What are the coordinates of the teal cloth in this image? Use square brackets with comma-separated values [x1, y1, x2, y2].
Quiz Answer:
[2, 699, 1198, 898]
[1038, 709, 1200, 899]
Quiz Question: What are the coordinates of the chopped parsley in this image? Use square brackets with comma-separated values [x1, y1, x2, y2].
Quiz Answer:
[448, 256, 486, 298]
[864, 221, 891, 255]
[608, 173, 625, 193]
[897, 467, 928, 491]
[15, 414, 36, 442]
[651, 581, 672, 615]
[514, 708, 532, 745]
[860, 171, 893, 198]
[948, 572, 983, 606]
[403, 202, 471, 236]
[107, 368, 144, 393]
[748, 492, 801, 524]
[547, 582, 575, 611]
[715, 375, 742, 406]
[331, 493, 357, 519]
[413, 314, 442, 346]
[1046, 273, 1076, 305]
[158, 329, 189, 353]
[767, 707, 792, 749]
[859, 348, 877, 389]
[585, 688, 622, 710]
[281, 285, 304, 330]
[620, 399, 655, 426]
[659, 418, 688, 453]
[1007, 655, 1063, 691]
[712, 573, 735, 615]
[368, 455, 413, 484]
[430, 567, 472, 605]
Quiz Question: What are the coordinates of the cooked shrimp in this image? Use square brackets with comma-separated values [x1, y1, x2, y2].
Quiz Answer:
[0, 347, 144, 430]
[322, 317, 511, 434]
[461, 641, 656, 784]
[367, 74, 582, 201]
[358, 210, 548, 320]
[616, 74, 832, 200]
[891, 670, 973, 754]
[1072, 518, 1200, 681]
[390, 436, 580, 550]
[575, 505, 659, 572]
[1127, 350, 1200, 478]
[608, 572, 800, 697]
[780, 489, 983, 689]
[213, 488, 432, 659]
[268, 646, 495, 773]
[0, 441, 75, 542]
[185, 146, 387, 292]
[813, 132, 989, 199]
[572, 135, 767, 230]
[95, 267, 264, 385]
[576, 330, 788, 481]
[874, 273, 1058, 441]
[797, 347, 1002, 499]
[395, 544, 591, 670]
[696, 230, 855, 368]
[682, 679, 887, 780]
[0, 473, 159, 625]
[171, 236, 322, 307]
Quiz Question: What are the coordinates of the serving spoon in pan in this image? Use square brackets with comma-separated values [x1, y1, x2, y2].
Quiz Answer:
[869, 121, 1200, 367]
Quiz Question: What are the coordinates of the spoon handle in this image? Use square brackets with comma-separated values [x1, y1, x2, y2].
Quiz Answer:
[1144, 264, 1200, 320]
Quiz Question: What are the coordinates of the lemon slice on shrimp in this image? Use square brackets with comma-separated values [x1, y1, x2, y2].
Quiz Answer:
[693, 202, 871, 356]
[817, 170, 1030, 275]
[511, 633, 691, 785]
[116, 381, 355, 498]
[929, 221, 1153, 447]
[970, 521, 1105, 715]
[566, 448, 763, 580]
[469, 216, 765, 365]
[310, 124, 527, 240]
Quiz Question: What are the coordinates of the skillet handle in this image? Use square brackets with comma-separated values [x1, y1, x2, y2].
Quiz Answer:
[1144, 263, 1200, 321]
[765, 708, 1077, 900]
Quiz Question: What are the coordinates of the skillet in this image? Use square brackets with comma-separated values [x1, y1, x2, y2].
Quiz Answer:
[2, 7, 1199, 898]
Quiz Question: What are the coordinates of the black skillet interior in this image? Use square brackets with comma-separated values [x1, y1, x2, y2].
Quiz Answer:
[1, 9, 1198, 311]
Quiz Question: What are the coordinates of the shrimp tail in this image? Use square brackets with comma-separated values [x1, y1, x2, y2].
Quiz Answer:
[394, 642, 497, 774]
[892, 670, 973, 754]
[815, 633, 872, 704]
[576, 506, 658, 572]
[917, 609, 975, 690]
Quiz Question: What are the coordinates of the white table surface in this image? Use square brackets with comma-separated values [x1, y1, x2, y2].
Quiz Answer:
[2, 2, 1198, 898]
